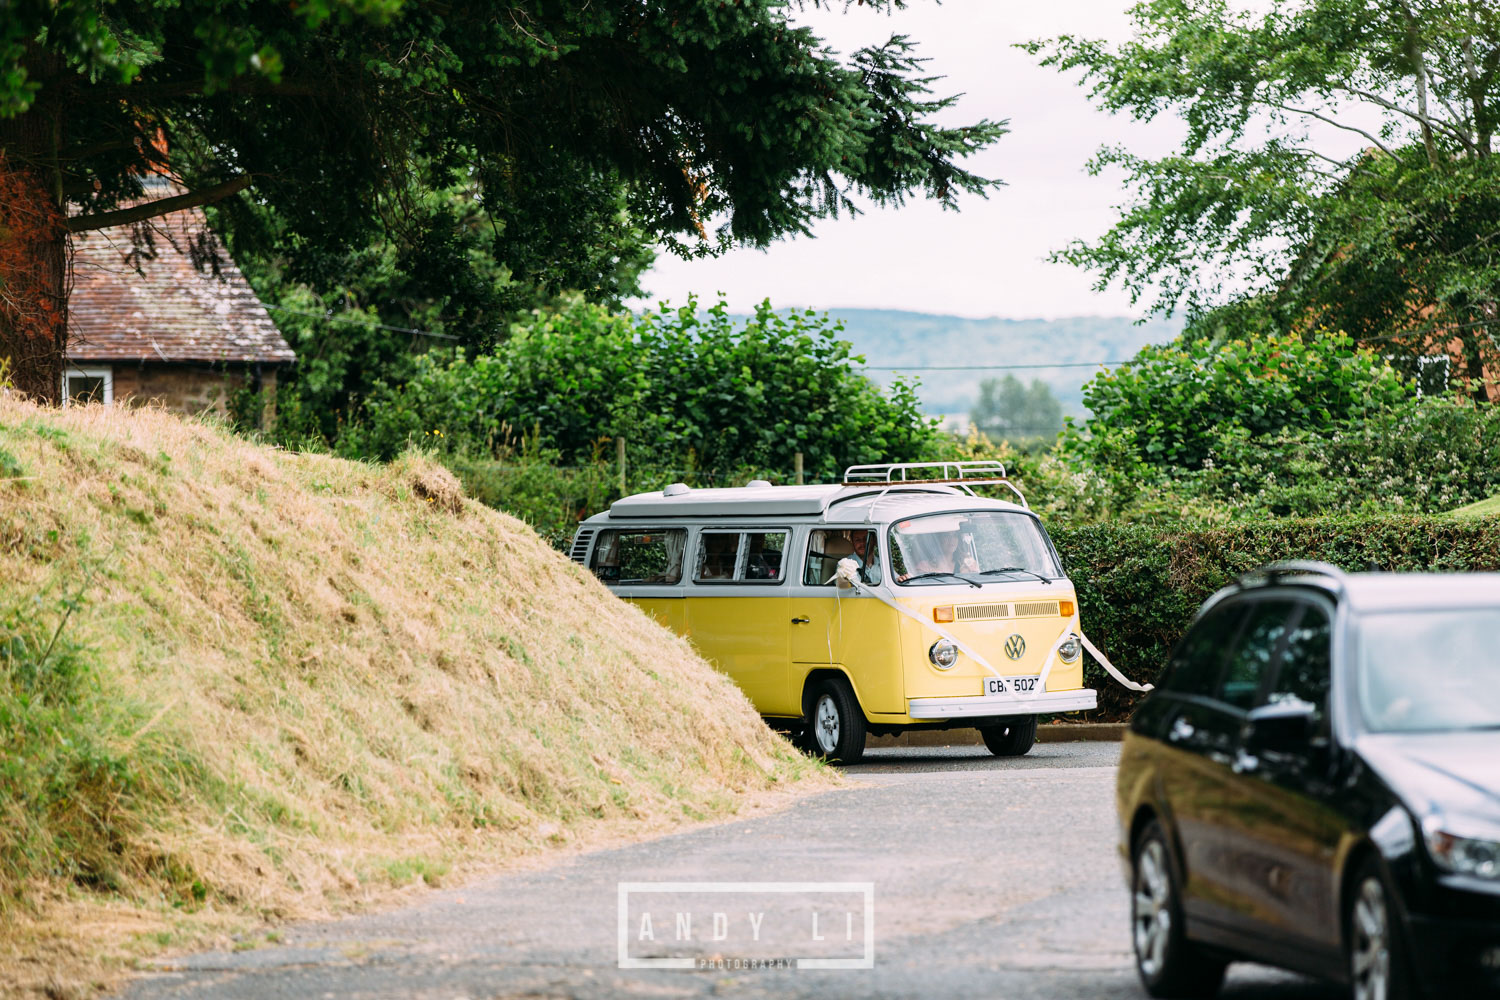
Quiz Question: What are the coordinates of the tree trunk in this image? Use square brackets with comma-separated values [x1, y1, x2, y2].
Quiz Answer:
[0, 64, 67, 405]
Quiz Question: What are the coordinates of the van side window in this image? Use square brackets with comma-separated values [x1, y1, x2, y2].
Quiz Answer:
[590, 529, 687, 585]
[695, 532, 742, 582]
[693, 531, 790, 584]
[804, 530, 881, 586]
[744, 532, 787, 581]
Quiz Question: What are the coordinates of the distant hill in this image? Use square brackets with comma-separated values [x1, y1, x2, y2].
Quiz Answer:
[819, 309, 1181, 417]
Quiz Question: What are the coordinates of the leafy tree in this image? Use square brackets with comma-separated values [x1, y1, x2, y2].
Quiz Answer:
[1, 0, 1006, 401]
[968, 375, 1064, 446]
[1026, 0, 1500, 397]
[343, 298, 939, 480]
[1063, 332, 1408, 473]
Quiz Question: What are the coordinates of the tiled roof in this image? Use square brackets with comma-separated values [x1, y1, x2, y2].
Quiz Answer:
[66, 200, 295, 365]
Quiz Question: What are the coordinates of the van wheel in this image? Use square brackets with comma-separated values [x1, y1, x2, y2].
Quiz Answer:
[979, 715, 1037, 756]
[805, 678, 866, 765]
[1132, 821, 1227, 998]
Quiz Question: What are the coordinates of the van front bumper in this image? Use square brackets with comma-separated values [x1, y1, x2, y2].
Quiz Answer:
[907, 688, 1098, 720]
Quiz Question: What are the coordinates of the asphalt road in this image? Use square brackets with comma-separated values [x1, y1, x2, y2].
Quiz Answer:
[118, 743, 1345, 1000]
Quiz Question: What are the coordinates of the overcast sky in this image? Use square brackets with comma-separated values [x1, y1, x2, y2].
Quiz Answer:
[634, 1, 1189, 320]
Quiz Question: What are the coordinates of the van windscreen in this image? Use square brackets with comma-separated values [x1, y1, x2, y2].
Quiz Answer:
[889, 512, 1058, 586]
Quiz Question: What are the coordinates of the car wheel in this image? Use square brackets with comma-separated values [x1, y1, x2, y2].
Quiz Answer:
[1346, 858, 1413, 1000]
[805, 677, 866, 765]
[1131, 821, 1228, 998]
[979, 715, 1037, 756]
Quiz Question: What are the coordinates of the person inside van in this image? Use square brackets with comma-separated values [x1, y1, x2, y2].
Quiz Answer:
[744, 532, 784, 580]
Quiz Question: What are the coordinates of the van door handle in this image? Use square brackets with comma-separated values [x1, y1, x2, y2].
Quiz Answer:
[791, 617, 811, 624]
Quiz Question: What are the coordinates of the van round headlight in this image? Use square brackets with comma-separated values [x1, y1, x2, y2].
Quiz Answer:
[929, 639, 959, 670]
[1058, 635, 1082, 663]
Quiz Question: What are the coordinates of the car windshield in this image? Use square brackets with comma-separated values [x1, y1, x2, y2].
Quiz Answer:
[1358, 609, 1500, 732]
[889, 511, 1059, 586]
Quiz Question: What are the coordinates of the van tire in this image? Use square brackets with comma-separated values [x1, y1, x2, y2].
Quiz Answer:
[805, 677, 866, 765]
[979, 715, 1037, 756]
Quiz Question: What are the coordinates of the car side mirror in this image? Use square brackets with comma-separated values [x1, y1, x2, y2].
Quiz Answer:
[1244, 700, 1317, 755]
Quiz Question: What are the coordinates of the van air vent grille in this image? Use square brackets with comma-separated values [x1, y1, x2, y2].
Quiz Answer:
[956, 603, 1011, 621]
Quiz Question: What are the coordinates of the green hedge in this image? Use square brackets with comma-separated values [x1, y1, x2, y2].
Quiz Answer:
[1052, 515, 1500, 720]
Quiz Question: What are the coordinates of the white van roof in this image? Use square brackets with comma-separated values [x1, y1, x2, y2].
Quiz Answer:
[601, 482, 1031, 523]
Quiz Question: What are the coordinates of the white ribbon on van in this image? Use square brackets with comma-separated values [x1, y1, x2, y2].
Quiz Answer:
[826, 557, 1152, 703]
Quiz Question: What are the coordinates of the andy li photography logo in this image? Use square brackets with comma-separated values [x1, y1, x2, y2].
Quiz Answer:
[617, 881, 875, 970]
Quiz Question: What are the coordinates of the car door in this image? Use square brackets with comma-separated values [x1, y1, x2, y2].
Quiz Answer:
[1152, 600, 1249, 929]
[1166, 599, 1297, 935]
[1227, 597, 1345, 970]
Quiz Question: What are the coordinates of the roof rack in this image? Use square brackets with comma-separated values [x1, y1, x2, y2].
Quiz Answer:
[841, 461, 1027, 508]
[1236, 561, 1347, 591]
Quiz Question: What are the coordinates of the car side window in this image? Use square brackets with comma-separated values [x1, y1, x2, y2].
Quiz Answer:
[1164, 603, 1247, 698]
[1265, 602, 1333, 720]
[1218, 601, 1296, 711]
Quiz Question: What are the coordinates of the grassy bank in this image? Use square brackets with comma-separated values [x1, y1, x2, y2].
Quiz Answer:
[0, 398, 826, 997]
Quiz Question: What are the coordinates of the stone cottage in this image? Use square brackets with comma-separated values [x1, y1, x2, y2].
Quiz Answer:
[64, 194, 294, 425]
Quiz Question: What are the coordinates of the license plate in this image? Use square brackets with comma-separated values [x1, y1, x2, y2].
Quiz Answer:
[983, 675, 1040, 697]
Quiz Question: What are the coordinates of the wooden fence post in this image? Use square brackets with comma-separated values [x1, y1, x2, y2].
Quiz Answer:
[794, 451, 804, 485]
[616, 436, 627, 495]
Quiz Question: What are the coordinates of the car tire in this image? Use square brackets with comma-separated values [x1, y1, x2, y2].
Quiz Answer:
[1131, 821, 1228, 999]
[979, 715, 1037, 756]
[805, 677, 866, 765]
[1346, 857, 1414, 1000]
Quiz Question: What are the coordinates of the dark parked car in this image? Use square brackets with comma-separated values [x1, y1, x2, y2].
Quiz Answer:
[1116, 562, 1500, 999]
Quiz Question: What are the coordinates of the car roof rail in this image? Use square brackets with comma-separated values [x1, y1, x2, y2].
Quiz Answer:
[1237, 560, 1348, 591]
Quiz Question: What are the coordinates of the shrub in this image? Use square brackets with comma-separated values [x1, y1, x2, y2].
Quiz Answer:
[1066, 332, 1407, 472]
[1052, 515, 1500, 719]
[341, 297, 939, 480]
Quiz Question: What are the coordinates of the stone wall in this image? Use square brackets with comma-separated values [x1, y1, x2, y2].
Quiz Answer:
[106, 362, 279, 427]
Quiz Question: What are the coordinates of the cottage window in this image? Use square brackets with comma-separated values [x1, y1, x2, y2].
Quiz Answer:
[63, 366, 113, 407]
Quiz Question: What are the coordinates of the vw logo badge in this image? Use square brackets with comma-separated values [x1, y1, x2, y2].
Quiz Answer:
[1004, 634, 1026, 660]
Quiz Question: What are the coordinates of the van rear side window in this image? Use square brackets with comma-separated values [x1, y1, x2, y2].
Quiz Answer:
[591, 529, 687, 585]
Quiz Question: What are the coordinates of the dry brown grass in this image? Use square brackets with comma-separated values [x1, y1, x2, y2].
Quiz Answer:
[0, 398, 830, 998]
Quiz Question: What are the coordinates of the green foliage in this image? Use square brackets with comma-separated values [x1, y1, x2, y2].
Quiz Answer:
[0, 584, 208, 906]
[1026, 1, 1500, 382]
[7, 0, 1005, 295]
[342, 298, 941, 482]
[1064, 332, 1407, 471]
[1053, 514, 1500, 719]
[969, 376, 1064, 449]
[1045, 330, 1500, 522]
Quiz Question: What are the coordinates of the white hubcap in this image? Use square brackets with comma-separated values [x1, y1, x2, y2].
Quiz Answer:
[1133, 840, 1172, 979]
[815, 694, 840, 754]
[1351, 877, 1391, 1000]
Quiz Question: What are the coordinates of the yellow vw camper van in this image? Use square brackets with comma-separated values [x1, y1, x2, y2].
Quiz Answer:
[571, 462, 1096, 763]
